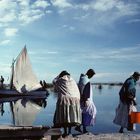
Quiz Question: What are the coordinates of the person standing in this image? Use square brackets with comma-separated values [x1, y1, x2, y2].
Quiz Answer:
[113, 72, 140, 133]
[53, 70, 81, 137]
[0, 75, 4, 89]
[75, 69, 97, 133]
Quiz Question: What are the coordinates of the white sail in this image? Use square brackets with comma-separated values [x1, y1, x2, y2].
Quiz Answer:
[13, 47, 41, 93]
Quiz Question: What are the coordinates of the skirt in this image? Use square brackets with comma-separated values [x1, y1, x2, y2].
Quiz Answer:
[113, 101, 137, 130]
[53, 96, 81, 127]
[82, 100, 97, 126]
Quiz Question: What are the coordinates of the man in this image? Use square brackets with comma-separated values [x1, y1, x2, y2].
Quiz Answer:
[113, 71, 140, 133]
[75, 69, 97, 133]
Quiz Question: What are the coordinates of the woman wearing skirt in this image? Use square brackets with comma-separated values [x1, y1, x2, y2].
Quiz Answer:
[113, 72, 140, 133]
[53, 71, 81, 136]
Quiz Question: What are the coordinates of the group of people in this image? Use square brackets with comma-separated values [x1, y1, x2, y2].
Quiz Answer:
[52, 69, 97, 136]
[52, 69, 140, 136]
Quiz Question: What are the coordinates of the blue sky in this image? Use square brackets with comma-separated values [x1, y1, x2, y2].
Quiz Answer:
[0, 0, 140, 83]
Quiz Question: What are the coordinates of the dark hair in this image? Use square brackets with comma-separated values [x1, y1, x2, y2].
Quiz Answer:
[133, 72, 140, 77]
[132, 72, 140, 81]
[86, 69, 95, 78]
[59, 70, 70, 78]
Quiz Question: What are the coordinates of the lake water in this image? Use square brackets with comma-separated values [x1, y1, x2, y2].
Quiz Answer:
[0, 85, 140, 134]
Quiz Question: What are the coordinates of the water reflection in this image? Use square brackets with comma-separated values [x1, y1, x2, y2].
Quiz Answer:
[0, 97, 47, 126]
[0, 86, 140, 134]
[0, 103, 4, 116]
[11, 98, 47, 126]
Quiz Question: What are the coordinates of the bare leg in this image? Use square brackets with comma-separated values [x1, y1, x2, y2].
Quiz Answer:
[75, 125, 82, 133]
[83, 126, 88, 133]
[68, 126, 71, 134]
[62, 126, 67, 137]
[119, 127, 124, 133]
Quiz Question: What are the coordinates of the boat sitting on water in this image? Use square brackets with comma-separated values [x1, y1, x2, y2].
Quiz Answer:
[0, 46, 47, 97]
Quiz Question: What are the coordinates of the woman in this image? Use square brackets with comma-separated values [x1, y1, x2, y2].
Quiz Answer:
[53, 71, 81, 136]
[75, 69, 97, 133]
[113, 72, 140, 133]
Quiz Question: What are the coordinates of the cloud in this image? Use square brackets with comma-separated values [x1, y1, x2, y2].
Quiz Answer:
[85, 1, 138, 26]
[126, 18, 140, 23]
[0, 0, 139, 34]
[46, 10, 53, 14]
[51, 0, 139, 17]
[0, 12, 16, 24]
[69, 44, 140, 63]
[50, 0, 140, 34]
[18, 0, 50, 25]
[61, 24, 75, 31]
[0, 0, 17, 26]
[84, 0, 138, 15]
[32, 0, 50, 9]
[0, 0, 50, 27]
[18, 9, 45, 24]
[17, 0, 30, 7]
[0, 40, 10, 45]
[4, 28, 18, 37]
[51, 0, 72, 8]
[29, 49, 58, 55]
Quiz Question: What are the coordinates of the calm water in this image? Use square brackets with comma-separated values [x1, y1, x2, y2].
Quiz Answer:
[0, 85, 140, 134]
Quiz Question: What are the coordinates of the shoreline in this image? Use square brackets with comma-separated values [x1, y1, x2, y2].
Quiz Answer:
[43, 132, 140, 140]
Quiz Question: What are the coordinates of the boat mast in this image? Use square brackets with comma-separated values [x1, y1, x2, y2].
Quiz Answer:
[10, 59, 16, 90]
[9, 45, 26, 90]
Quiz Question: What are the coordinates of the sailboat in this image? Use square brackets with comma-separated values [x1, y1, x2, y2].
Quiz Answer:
[0, 46, 47, 97]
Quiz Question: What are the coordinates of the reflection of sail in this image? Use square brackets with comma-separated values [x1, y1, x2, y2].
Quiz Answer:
[13, 47, 41, 93]
[11, 99, 42, 126]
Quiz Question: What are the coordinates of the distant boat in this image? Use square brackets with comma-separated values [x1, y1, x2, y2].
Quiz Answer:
[0, 46, 47, 97]
[98, 84, 102, 90]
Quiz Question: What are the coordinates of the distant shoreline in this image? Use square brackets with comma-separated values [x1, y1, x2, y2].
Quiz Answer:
[1, 82, 140, 90]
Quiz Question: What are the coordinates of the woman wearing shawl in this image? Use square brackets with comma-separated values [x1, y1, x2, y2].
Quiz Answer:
[75, 69, 97, 133]
[53, 71, 81, 136]
[113, 72, 140, 133]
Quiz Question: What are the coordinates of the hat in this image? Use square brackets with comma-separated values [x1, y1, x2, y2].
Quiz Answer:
[87, 69, 96, 75]
[133, 71, 140, 77]
[59, 70, 70, 78]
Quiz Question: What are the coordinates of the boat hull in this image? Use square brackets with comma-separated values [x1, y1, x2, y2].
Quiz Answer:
[0, 89, 48, 97]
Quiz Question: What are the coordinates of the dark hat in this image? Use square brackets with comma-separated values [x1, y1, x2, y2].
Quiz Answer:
[133, 71, 140, 77]
[59, 70, 70, 78]
[87, 69, 96, 75]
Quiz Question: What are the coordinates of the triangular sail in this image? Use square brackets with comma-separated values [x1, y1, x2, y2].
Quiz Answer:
[13, 47, 41, 93]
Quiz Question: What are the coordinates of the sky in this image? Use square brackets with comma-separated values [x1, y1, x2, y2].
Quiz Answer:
[0, 0, 140, 84]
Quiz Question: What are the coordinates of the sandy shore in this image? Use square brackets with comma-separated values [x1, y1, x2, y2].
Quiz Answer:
[43, 133, 140, 140]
